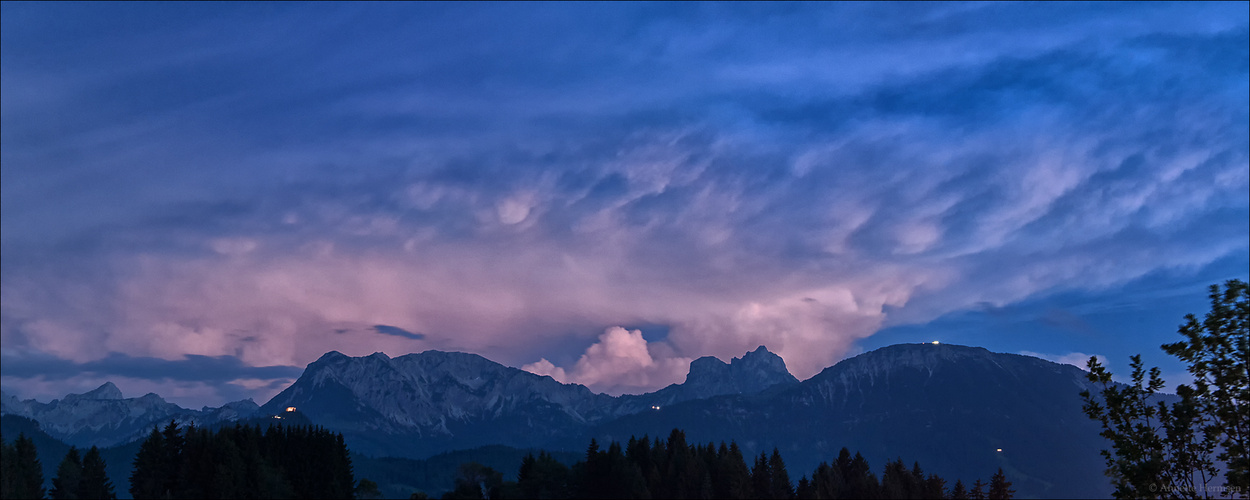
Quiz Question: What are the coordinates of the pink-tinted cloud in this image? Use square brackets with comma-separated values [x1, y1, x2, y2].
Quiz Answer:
[2, 3, 1246, 408]
[523, 327, 690, 395]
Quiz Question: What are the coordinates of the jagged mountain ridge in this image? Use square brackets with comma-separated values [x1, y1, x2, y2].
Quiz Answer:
[645, 345, 800, 405]
[0, 382, 260, 448]
[2, 343, 1119, 497]
[257, 346, 798, 457]
[588, 343, 1111, 498]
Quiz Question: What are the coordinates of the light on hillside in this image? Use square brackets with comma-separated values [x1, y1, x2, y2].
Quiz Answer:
[932, 341, 940, 345]
[286, 406, 297, 412]
[652, 405, 661, 410]
[996, 448, 1003, 452]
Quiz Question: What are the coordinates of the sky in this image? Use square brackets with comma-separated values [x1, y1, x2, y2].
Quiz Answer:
[2, 2, 1247, 408]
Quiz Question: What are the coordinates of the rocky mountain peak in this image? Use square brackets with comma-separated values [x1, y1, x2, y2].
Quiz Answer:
[733, 345, 789, 371]
[686, 356, 729, 378]
[65, 382, 124, 401]
[676, 346, 798, 400]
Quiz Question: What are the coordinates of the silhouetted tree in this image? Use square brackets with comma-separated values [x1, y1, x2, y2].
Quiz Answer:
[718, 442, 752, 499]
[845, 451, 880, 499]
[950, 479, 969, 499]
[751, 452, 772, 499]
[923, 473, 947, 499]
[987, 468, 1014, 500]
[882, 458, 911, 499]
[811, 461, 844, 499]
[795, 475, 814, 499]
[517, 451, 570, 499]
[769, 448, 794, 499]
[78, 446, 115, 499]
[8, 433, 45, 500]
[444, 462, 502, 499]
[0, 432, 11, 499]
[969, 478, 987, 500]
[129, 427, 165, 499]
[1162, 280, 1248, 494]
[1081, 279, 1248, 499]
[50, 447, 82, 500]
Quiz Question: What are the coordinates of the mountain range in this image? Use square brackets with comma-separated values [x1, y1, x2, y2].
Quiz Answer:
[1, 343, 1112, 498]
[1, 382, 260, 448]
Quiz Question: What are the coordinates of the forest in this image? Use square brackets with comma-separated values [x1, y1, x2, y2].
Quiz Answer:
[2, 421, 356, 499]
[3, 424, 1009, 499]
[426, 429, 1013, 500]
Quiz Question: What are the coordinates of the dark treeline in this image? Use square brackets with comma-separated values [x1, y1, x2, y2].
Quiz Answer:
[434, 429, 1015, 500]
[1, 420, 357, 500]
[8, 425, 1015, 500]
[129, 420, 355, 499]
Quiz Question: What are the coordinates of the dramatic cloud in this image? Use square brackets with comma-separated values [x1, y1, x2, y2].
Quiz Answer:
[524, 327, 691, 394]
[2, 3, 1246, 406]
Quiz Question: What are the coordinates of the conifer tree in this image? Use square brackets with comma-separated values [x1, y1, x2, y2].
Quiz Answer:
[11, 433, 45, 500]
[911, 461, 927, 497]
[129, 427, 165, 499]
[751, 452, 772, 499]
[720, 442, 752, 499]
[811, 462, 844, 499]
[987, 468, 1014, 500]
[924, 473, 947, 499]
[517, 451, 570, 499]
[882, 458, 910, 499]
[51, 447, 83, 500]
[846, 452, 879, 499]
[159, 420, 183, 498]
[1, 433, 13, 500]
[970, 478, 987, 500]
[78, 446, 115, 500]
[769, 448, 794, 500]
[950, 479, 969, 500]
[795, 475, 814, 499]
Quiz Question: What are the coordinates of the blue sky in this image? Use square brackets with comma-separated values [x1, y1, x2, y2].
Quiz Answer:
[2, 2, 1247, 407]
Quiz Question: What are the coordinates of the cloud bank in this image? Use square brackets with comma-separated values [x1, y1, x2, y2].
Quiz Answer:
[1, 3, 1246, 403]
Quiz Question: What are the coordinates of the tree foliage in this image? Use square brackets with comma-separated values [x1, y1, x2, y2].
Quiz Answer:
[78, 446, 115, 500]
[128, 420, 353, 499]
[50, 447, 82, 500]
[1081, 279, 1249, 499]
[498, 429, 1005, 499]
[1, 432, 45, 500]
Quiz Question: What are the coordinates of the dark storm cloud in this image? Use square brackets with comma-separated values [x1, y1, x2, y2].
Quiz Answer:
[372, 325, 425, 340]
[0, 351, 301, 384]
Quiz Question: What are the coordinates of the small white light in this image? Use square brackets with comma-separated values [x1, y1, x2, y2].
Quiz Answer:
[932, 341, 940, 345]
[996, 448, 1003, 452]
[652, 405, 661, 410]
